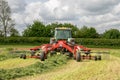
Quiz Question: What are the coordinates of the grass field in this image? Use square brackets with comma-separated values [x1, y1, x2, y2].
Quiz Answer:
[0, 45, 35, 48]
[0, 58, 39, 69]
[0, 45, 120, 80]
[15, 49, 120, 80]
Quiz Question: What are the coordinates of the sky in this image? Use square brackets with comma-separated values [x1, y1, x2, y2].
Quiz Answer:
[6, 0, 120, 33]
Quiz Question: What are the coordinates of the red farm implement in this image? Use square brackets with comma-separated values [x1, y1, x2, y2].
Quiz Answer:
[20, 27, 105, 62]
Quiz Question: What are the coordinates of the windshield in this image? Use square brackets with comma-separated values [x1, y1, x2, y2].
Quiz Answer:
[55, 29, 72, 39]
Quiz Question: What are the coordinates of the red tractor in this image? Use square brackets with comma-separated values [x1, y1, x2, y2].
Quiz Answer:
[21, 27, 101, 62]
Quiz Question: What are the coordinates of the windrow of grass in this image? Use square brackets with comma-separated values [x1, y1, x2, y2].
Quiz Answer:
[0, 48, 29, 61]
[0, 50, 18, 61]
[0, 58, 39, 69]
[0, 55, 68, 80]
[0, 47, 32, 61]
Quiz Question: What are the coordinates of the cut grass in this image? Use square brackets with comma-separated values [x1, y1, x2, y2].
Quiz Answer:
[16, 55, 120, 80]
[0, 58, 39, 69]
[15, 60, 108, 80]
[15, 49, 120, 80]
[0, 46, 120, 80]
[0, 55, 68, 80]
[110, 49, 120, 57]
[0, 45, 35, 48]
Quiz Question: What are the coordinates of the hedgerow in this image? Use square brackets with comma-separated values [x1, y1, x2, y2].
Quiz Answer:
[0, 37, 120, 47]
[0, 37, 49, 44]
[75, 38, 120, 47]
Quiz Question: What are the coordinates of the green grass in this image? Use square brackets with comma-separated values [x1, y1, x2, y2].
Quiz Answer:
[110, 49, 120, 57]
[0, 51, 19, 61]
[0, 47, 30, 61]
[0, 58, 39, 69]
[0, 44, 36, 48]
[83, 45, 120, 49]
[16, 49, 120, 80]
[0, 44, 120, 80]
[0, 55, 68, 80]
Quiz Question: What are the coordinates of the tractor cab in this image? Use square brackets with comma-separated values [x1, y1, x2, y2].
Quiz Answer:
[54, 27, 72, 40]
[50, 27, 74, 44]
[50, 27, 75, 45]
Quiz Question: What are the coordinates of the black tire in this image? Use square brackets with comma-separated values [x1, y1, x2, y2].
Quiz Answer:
[98, 55, 101, 60]
[76, 52, 81, 62]
[37, 54, 40, 56]
[89, 55, 92, 60]
[94, 56, 97, 61]
[40, 52, 45, 61]
[82, 55, 85, 60]
[50, 51, 56, 56]
[31, 51, 35, 56]
[73, 56, 76, 60]
[45, 55, 47, 59]
[20, 54, 23, 58]
[23, 54, 26, 59]
[65, 52, 73, 57]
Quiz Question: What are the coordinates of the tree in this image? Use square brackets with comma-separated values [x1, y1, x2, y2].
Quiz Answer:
[102, 29, 120, 39]
[80, 26, 89, 38]
[89, 27, 99, 38]
[0, 0, 15, 37]
[76, 26, 99, 38]
[0, 30, 3, 36]
[9, 27, 20, 37]
[22, 21, 46, 37]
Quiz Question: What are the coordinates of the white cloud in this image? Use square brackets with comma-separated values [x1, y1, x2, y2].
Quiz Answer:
[7, 0, 120, 33]
[24, 2, 43, 23]
[12, 13, 25, 24]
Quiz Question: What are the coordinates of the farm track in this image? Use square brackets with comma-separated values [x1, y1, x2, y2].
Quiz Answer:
[15, 55, 120, 80]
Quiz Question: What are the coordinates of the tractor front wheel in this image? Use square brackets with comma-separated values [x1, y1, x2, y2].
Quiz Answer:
[40, 52, 45, 61]
[76, 52, 81, 62]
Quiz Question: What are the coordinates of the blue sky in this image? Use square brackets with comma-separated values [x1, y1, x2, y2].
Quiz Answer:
[7, 0, 120, 33]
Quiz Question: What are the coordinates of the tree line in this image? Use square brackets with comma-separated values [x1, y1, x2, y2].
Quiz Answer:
[0, 0, 120, 39]
[22, 20, 120, 39]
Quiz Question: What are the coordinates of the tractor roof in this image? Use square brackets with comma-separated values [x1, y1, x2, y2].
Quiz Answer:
[55, 27, 71, 30]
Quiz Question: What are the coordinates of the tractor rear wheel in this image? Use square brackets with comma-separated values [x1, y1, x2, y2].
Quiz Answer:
[40, 52, 45, 61]
[76, 52, 81, 62]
